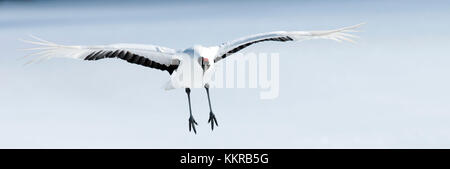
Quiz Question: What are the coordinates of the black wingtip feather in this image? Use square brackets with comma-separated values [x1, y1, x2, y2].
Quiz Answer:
[83, 49, 178, 74]
[217, 36, 294, 62]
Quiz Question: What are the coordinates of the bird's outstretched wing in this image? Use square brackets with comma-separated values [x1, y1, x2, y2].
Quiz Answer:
[215, 23, 364, 62]
[21, 36, 181, 74]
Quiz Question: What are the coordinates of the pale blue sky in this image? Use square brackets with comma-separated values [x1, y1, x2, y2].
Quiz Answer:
[1, 0, 450, 148]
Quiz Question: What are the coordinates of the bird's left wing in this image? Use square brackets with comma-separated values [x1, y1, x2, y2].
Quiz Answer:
[22, 36, 181, 74]
[214, 23, 364, 62]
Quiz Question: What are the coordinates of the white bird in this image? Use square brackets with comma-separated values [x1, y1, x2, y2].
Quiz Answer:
[22, 23, 363, 134]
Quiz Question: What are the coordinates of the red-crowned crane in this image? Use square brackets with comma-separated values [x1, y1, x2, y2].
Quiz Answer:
[22, 23, 363, 134]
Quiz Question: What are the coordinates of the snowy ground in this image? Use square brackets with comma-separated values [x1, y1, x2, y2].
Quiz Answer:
[0, 0, 450, 148]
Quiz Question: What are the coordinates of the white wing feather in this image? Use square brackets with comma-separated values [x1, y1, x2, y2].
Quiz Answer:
[21, 35, 180, 65]
[285, 23, 363, 43]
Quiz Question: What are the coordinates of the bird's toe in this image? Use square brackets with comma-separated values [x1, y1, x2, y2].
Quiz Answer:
[208, 112, 219, 130]
[189, 116, 198, 134]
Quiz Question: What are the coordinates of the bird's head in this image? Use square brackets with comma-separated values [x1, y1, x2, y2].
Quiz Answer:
[191, 45, 218, 75]
[198, 57, 211, 73]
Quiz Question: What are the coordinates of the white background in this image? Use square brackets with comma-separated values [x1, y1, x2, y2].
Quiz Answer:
[0, 0, 449, 148]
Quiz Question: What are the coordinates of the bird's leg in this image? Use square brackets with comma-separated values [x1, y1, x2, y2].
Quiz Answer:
[205, 84, 218, 130]
[186, 88, 198, 134]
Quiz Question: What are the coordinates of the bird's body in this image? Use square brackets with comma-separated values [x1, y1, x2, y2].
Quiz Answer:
[22, 23, 363, 133]
[167, 45, 219, 90]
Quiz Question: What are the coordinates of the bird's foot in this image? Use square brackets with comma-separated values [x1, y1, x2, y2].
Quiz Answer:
[189, 115, 198, 134]
[208, 112, 219, 130]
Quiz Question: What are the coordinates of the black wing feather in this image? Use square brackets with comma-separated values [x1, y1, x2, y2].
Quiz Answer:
[215, 36, 293, 62]
[84, 49, 179, 74]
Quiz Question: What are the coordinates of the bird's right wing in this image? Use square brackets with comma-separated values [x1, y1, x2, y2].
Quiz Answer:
[21, 36, 181, 74]
[215, 23, 364, 62]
